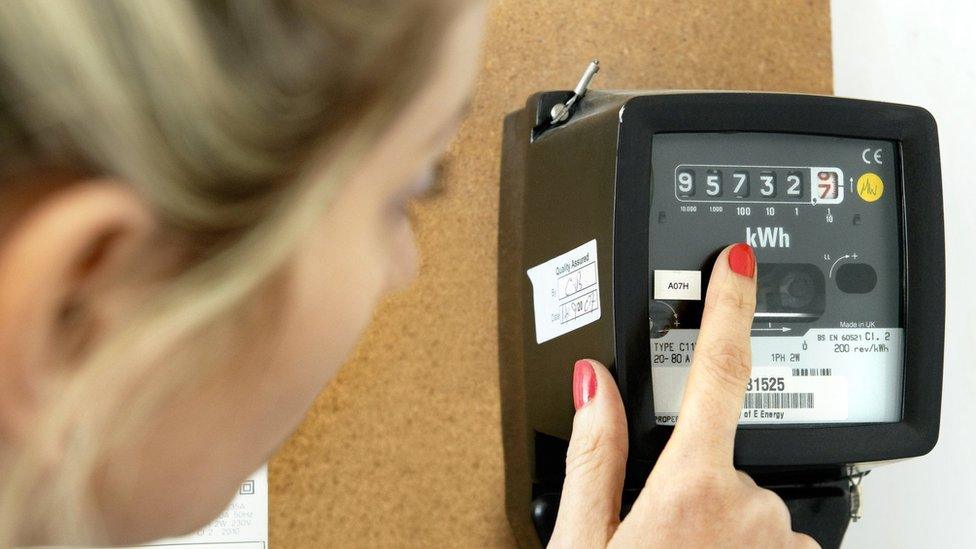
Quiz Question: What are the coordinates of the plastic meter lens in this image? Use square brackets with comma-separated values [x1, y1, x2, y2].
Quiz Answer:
[648, 132, 903, 426]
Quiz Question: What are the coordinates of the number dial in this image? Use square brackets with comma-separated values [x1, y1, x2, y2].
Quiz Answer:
[705, 169, 722, 197]
[677, 169, 695, 197]
[673, 165, 843, 204]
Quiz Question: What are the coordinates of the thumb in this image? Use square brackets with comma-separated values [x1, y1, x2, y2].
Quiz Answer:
[549, 359, 628, 548]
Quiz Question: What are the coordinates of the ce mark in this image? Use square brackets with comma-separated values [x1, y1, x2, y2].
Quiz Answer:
[862, 147, 883, 164]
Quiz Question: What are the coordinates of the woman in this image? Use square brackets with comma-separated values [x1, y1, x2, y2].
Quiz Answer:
[0, 1, 815, 547]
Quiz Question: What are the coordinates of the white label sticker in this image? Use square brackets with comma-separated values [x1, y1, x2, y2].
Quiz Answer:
[653, 366, 848, 424]
[651, 328, 903, 425]
[105, 466, 269, 549]
[654, 270, 702, 300]
[527, 239, 601, 344]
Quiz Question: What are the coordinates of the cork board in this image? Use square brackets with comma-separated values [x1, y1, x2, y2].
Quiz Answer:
[269, 1, 833, 547]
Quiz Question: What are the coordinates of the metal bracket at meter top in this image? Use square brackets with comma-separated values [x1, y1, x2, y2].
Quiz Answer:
[547, 59, 600, 127]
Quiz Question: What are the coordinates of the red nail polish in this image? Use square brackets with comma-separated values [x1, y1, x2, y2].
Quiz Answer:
[728, 243, 756, 278]
[573, 360, 597, 410]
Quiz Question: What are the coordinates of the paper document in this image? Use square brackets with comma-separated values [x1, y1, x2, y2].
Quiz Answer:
[103, 466, 268, 549]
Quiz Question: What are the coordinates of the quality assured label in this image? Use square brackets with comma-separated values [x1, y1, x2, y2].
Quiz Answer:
[526, 239, 601, 344]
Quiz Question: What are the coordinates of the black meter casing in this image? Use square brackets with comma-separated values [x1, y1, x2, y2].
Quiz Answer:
[498, 91, 944, 547]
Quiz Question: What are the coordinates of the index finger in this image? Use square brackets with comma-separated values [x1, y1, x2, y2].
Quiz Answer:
[668, 243, 757, 465]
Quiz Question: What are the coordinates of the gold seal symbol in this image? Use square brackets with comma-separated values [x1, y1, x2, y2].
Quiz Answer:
[856, 172, 884, 202]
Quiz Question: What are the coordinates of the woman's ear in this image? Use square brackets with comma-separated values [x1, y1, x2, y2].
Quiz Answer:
[0, 179, 156, 442]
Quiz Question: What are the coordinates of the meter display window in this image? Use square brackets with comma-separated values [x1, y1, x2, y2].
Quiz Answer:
[648, 132, 903, 426]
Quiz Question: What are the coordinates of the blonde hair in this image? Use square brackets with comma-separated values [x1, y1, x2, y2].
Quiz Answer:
[0, 0, 462, 543]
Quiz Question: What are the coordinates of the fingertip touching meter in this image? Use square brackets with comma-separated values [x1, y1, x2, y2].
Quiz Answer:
[498, 62, 944, 548]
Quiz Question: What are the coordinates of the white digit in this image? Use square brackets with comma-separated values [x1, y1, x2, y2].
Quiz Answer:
[677, 172, 693, 193]
[733, 172, 747, 194]
[706, 174, 721, 196]
[760, 174, 775, 196]
[787, 174, 801, 196]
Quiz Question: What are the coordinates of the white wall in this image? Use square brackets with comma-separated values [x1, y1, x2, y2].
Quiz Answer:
[832, 1, 976, 547]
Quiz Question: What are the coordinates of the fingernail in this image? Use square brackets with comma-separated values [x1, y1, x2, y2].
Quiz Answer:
[573, 360, 597, 410]
[728, 243, 756, 278]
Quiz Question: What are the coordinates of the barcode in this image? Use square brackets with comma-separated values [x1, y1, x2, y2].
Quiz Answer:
[744, 392, 815, 409]
[791, 368, 832, 377]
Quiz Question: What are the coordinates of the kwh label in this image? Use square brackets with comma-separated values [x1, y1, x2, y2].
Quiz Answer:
[746, 226, 791, 248]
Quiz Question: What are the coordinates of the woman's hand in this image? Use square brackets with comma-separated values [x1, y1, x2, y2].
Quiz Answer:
[549, 243, 819, 549]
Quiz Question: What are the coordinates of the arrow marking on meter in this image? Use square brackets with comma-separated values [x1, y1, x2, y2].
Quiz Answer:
[829, 253, 859, 278]
[654, 300, 680, 327]
[752, 327, 792, 333]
